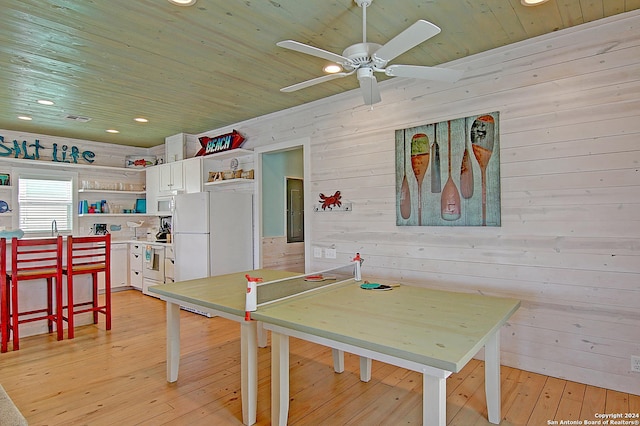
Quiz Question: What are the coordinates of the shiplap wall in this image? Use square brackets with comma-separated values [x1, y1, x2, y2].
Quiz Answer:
[193, 10, 640, 394]
[0, 130, 155, 239]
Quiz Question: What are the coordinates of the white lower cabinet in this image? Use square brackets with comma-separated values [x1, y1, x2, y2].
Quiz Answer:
[97, 242, 128, 292]
[129, 243, 143, 290]
[111, 243, 129, 289]
[165, 246, 175, 283]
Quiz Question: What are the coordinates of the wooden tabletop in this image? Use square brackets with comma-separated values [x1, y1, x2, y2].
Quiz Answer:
[150, 269, 520, 373]
[251, 280, 520, 373]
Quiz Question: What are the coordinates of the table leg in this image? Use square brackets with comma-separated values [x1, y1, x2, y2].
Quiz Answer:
[485, 332, 501, 424]
[271, 331, 289, 426]
[166, 302, 181, 383]
[360, 357, 372, 382]
[257, 321, 268, 348]
[240, 321, 258, 426]
[423, 374, 446, 426]
[331, 348, 345, 373]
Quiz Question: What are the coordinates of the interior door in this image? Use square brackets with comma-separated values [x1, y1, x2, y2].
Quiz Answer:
[287, 177, 304, 243]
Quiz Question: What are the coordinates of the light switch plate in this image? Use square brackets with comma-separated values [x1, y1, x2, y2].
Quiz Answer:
[325, 248, 337, 259]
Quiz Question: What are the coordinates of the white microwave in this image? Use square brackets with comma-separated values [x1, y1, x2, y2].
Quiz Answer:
[157, 197, 173, 215]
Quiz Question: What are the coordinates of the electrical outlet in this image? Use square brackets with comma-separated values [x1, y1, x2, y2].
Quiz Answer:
[313, 247, 322, 258]
[631, 356, 640, 373]
[324, 248, 337, 259]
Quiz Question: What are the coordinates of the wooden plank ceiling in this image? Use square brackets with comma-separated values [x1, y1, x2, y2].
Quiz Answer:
[0, 0, 638, 147]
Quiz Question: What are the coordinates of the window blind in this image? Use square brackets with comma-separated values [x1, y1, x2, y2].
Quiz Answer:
[18, 177, 73, 233]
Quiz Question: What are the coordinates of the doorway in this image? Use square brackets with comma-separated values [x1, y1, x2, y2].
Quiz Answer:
[255, 140, 309, 272]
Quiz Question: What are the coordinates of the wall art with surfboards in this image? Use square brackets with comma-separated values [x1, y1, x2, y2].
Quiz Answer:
[395, 112, 500, 227]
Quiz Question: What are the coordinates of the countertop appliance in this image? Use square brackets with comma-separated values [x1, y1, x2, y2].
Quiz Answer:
[156, 216, 172, 242]
[173, 191, 253, 282]
[92, 223, 108, 235]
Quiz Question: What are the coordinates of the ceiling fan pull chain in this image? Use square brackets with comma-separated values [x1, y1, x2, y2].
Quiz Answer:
[362, 2, 367, 43]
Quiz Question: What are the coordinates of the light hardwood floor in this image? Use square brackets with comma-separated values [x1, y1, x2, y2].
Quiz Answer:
[1, 290, 638, 425]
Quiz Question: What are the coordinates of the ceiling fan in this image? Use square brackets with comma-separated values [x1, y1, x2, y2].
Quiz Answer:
[277, 0, 464, 106]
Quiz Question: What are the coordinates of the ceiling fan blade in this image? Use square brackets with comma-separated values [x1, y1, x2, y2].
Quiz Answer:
[373, 20, 441, 65]
[358, 70, 382, 105]
[385, 64, 463, 82]
[280, 72, 350, 92]
[277, 40, 353, 65]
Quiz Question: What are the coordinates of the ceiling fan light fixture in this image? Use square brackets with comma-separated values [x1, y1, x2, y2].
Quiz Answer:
[521, 0, 550, 6]
[168, 0, 197, 6]
[323, 64, 342, 74]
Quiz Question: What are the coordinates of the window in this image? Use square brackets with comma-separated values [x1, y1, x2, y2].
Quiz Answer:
[18, 175, 74, 234]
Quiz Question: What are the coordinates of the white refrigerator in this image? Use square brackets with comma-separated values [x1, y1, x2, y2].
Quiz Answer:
[173, 191, 253, 281]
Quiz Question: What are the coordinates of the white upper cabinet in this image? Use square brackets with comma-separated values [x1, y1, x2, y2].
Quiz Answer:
[145, 166, 159, 215]
[158, 161, 184, 193]
[182, 157, 203, 194]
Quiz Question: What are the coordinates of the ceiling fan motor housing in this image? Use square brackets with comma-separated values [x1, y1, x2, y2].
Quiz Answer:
[341, 42, 382, 70]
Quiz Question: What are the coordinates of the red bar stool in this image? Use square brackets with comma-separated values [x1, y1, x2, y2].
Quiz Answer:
[7, 236, 64, 351]
[0, 238, 8, 353]
[62, 234, 111, 339]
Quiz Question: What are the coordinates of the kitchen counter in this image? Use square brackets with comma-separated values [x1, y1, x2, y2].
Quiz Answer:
[112, 239, 172, 247]
[0, 234, 169, 245]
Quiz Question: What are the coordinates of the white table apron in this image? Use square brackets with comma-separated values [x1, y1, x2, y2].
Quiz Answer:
[263, 322, 502, 426]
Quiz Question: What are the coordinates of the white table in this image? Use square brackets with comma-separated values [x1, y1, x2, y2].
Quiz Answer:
[149, 269, 298, 425]
[252, 280, 520, 426]
[151, 271, 520, 426]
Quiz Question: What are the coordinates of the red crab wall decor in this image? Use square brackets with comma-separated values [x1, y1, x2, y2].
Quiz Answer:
[319, 191, 342, 210]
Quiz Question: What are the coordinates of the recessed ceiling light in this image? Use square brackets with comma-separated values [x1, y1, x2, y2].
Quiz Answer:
[324, 64, 342, 74]
[106, 129, 120, 134]
[37, 99, 55, 105]
[168, 0, 197, 6]
[134, 117, 149, 123]
[521, 0, 550, 5]
[18, 115, 32, 121]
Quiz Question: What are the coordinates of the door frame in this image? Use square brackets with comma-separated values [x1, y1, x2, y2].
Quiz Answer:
[253, 137, 311, 271]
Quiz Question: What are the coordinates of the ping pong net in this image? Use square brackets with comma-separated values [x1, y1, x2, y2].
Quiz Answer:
[244, 262, 358, 320]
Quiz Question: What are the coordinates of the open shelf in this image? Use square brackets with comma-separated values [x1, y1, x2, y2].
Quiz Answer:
[78, 213, 152, 217]
[79, 189, 145, 194]
[0, 156, 145, 173]
[204, 178, 254, 187]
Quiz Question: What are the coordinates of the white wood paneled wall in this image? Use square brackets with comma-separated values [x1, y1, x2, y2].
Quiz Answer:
[197, 10, 640, 395]
[0, 130, 150, 168]
[262, 237, 305, 272]
[0, 130, 155, 240]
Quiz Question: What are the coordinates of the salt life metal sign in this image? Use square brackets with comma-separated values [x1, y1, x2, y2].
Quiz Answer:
[195, 129, 245, 157]
[0, 135, 96, 164]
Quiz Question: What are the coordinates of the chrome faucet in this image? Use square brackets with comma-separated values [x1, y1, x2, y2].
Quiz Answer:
[51, 219, 58, 237]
